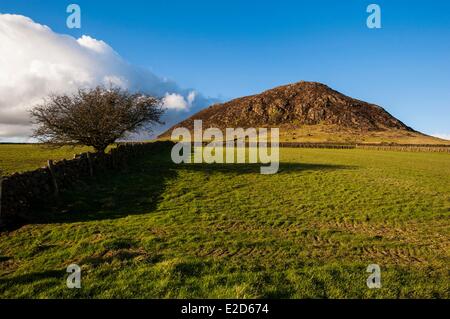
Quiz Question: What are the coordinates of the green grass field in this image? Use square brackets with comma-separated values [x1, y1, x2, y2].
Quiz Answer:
[0, 144, 449, 298]
[0, 144, 93, 175]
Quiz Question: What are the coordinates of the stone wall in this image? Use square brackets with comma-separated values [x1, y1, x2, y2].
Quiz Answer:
[196, 141, 450, 152]
[355, 144, 450, 152]
[0, 141, 173, 227]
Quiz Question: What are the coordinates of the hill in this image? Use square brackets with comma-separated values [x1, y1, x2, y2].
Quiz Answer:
[159, 81, 448, 144]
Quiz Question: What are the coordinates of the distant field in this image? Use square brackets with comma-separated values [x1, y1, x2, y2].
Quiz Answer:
[161, 124, 450, 145]
[277, 125, 450, 144]
[0, 144, 93, 175]
[0, 146, 449, 298]
[0, 144, 118, 176]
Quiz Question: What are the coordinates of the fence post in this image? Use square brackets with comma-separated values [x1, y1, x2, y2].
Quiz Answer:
[47, 160, 59, 197]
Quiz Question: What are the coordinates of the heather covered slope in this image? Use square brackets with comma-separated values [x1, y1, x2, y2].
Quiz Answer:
[160, 81, 448, 144]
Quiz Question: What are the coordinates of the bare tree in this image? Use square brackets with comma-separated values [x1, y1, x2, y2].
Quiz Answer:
[31, 86, 164, 153]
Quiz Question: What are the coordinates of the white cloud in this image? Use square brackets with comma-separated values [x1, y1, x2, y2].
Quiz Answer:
[162, 93, 189, 111]
[431, 133, 450, 141]
[0, 14, 216, 141]
[187, 91, 197, 105]
[161, 91, 197, 111]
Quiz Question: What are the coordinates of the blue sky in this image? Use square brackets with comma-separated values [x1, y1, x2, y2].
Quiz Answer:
[1, 0, 449, 137]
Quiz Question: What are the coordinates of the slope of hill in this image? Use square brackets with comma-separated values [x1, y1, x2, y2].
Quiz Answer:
[159, 81, 448, 144]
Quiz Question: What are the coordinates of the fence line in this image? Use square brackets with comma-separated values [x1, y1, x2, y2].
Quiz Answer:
[193, 141, 450, 152]
[280, 142, 450, 152]
[355, 144, 450, 153]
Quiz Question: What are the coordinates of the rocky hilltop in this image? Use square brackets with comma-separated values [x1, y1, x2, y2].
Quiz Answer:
[160, 81, 446, 144]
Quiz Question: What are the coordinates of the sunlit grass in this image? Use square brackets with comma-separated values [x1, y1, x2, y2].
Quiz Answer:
[0, 144, 115, 176]
[0, 145, 449, 298]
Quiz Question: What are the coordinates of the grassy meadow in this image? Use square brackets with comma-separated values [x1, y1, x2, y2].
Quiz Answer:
[0, 144, 449, 298]
[0, 144, 93, 175]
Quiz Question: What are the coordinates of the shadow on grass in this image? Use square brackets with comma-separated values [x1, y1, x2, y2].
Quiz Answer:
[179, 162, 354, 175]
[0, 256, 12, 262]
[30, 148, 355, 225]
[33, 149, 179, 224]
[0, 269, 64, 286]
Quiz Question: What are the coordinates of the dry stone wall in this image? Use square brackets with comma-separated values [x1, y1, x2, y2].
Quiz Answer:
[0, 142, 173, 227]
